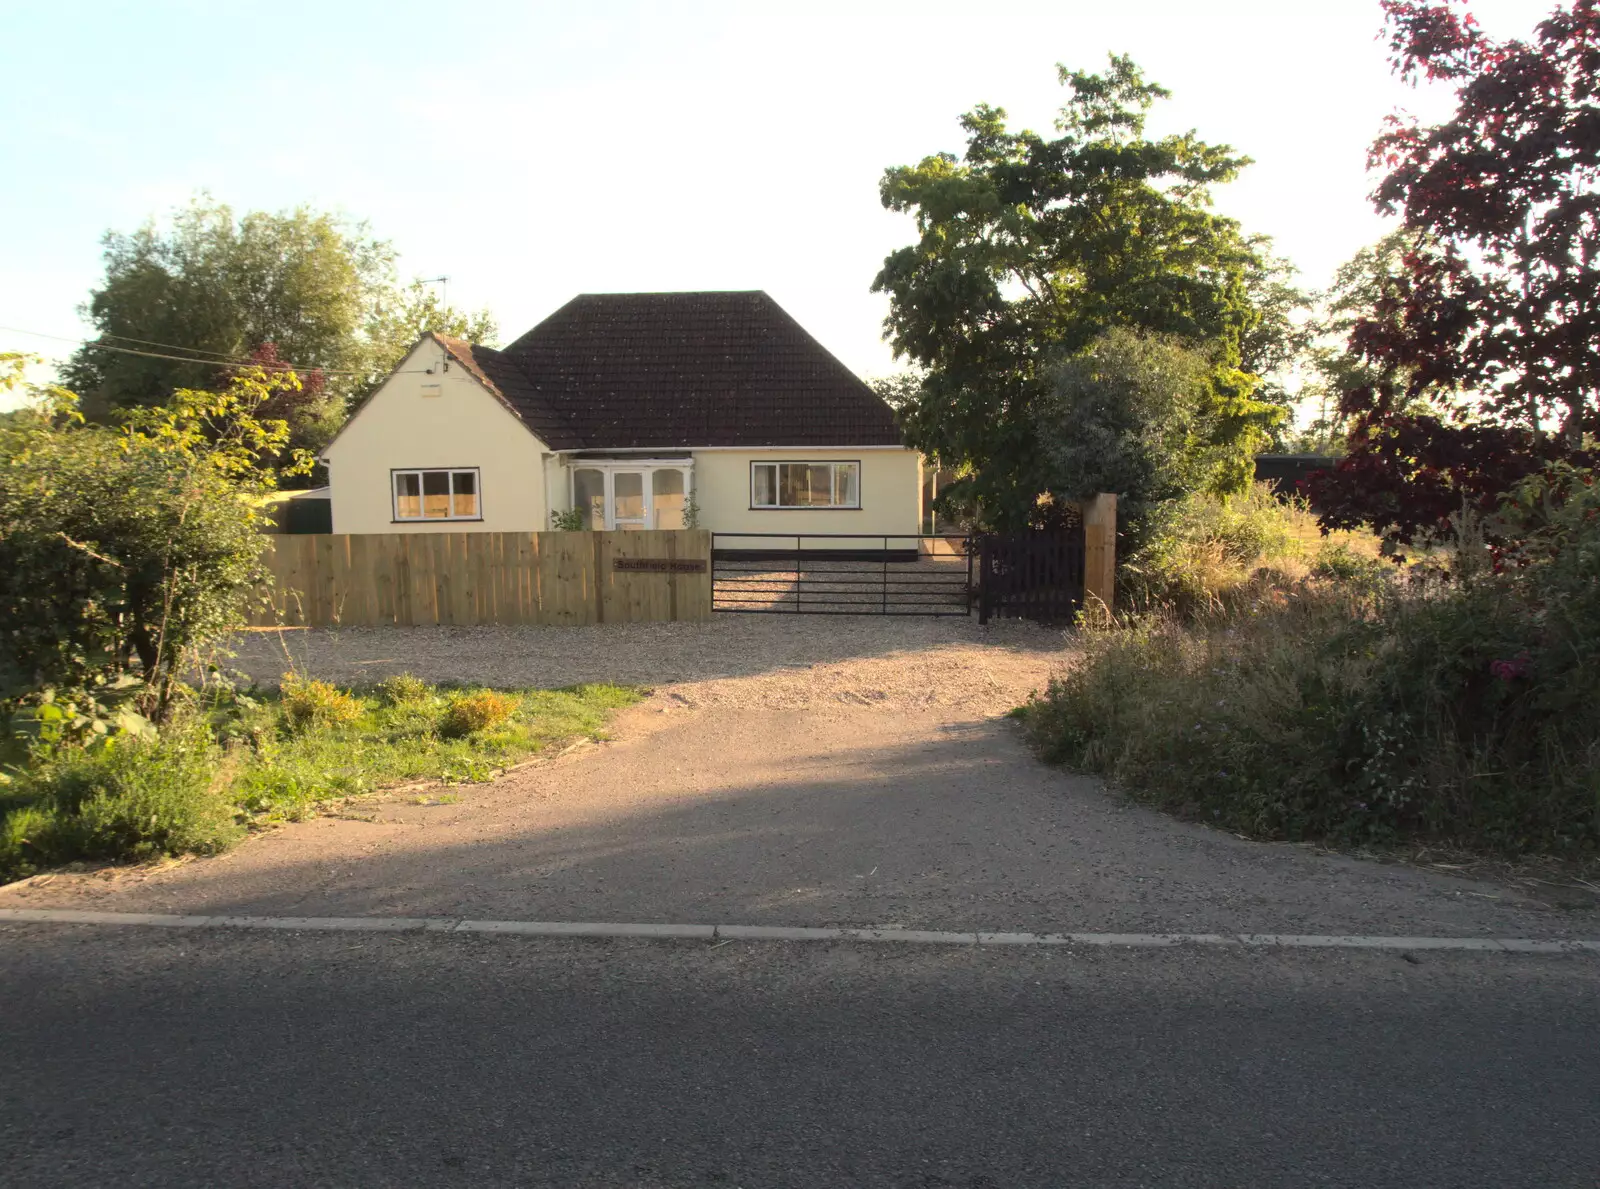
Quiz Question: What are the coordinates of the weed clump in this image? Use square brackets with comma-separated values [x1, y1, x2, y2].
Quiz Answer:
[279, 674, 362, 731]
[0, 720, 237, 879]
[440, 690, 516, 738]
[377, 672, 432, 707]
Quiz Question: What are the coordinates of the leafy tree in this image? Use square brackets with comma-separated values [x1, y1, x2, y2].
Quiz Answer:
[0, 355, 308, 721]
[64, 196, 496, 457]
[1285, 231, 1440, 455]
[1240, 238, 1313, 434]
[873, 55, 1284, 528]
[1034, 327, 1218, 547]
[866, 372, 925, 412]
[1314, 1, 1600, 545]
[63, 198, 387, 416]
[361, 278, 499, 393]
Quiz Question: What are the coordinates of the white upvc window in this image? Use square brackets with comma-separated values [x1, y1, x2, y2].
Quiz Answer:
[750, 461, 860, 509]
[392, 468, 481, 521]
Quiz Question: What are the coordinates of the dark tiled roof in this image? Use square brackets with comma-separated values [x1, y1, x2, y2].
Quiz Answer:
[437, 334, 583, 449]
[472, 291, 901, 450]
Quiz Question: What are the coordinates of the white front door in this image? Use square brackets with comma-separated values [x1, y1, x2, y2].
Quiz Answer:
[568, 463, 693, 531]
[611, 470, 647, 531]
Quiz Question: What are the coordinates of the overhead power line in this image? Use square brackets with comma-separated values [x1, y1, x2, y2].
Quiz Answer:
[0, 324, 359, 375]
[0, 325, 395, 378]
[2, 325, 481, 386]
[91, 331, 255, 362]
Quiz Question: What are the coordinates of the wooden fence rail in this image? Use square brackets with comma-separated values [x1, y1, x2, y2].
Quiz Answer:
[250, 530, 713, 628]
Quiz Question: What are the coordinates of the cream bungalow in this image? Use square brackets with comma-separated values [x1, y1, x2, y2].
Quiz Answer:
[319, 291, 920, 541]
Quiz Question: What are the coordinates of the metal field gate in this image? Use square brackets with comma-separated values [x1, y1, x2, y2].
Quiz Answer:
[974, 529, 1086, 624]
[711, 534, 973, 616]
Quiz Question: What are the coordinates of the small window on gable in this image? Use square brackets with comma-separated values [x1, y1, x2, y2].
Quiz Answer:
[393, 469, 481, 521]
[420, 381, 442, 398]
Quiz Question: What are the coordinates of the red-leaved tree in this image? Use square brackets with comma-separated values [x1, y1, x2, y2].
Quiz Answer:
[219, 343, 327, 424]
[1313, 0, 1600, 546]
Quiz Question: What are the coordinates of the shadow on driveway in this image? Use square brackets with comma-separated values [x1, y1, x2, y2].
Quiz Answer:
[10, 708, 1592, 940]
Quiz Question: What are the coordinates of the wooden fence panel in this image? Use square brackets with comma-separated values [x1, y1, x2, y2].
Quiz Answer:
[250, 529, 713, 628]
[539, 532, 595, 626]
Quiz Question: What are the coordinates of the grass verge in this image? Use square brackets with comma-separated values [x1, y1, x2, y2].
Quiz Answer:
[0, 678, 640, 883]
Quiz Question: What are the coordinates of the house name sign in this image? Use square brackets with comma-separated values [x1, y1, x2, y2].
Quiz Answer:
[611, 558, 708, 574]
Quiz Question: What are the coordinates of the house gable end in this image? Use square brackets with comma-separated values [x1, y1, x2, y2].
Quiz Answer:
[322, 335, 549, 461]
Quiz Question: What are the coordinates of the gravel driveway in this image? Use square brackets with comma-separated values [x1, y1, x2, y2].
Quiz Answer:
[228, 615, 1070, 716]
[9, 615, 1598, 939]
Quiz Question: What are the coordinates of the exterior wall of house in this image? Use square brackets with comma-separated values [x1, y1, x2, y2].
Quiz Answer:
[690, 447, 922, 539]
[321, 338, 549, 534]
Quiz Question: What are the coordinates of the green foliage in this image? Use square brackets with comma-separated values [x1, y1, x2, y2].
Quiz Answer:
[12, 679, 155, 752]
[232, 681, 638, 820]
[376, 672, 432, 707]
[0, 362, 307, 719]
[1035, 329, 1221, 537]
[1283, 231, 1452, 455]
[1239, 238, 1314, 422]
[873, 55, 1284, 527]
[1310, 543, 1394, 596]
[62, 195, 497, 454]
[867, 372, 924, 412]
[0, 678, 641, 878]
[0, 719, 237, 880]
[1117, 483, 1329, 614]
[1022, 470, 1600, 856]
[440, 690, 516, 738]
[62, 198, 388, 426]
[550, 508, 587, 532]
[278, 674, 363, 731]
[363, 279, 499, 392]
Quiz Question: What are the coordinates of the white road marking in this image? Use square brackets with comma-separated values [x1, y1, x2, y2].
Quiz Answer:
[2, 908, 1597, 953]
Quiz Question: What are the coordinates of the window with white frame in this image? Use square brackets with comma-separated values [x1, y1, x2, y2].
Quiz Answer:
[750, 461, 860, 509]
[393, 468, 481, 521]
[568, 463, 692, 530]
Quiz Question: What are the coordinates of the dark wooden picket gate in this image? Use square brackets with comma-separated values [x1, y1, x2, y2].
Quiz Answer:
[975, 529, 1086, 624]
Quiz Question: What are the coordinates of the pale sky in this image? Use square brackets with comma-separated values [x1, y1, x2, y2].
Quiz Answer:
[0, 0, 1561, 402]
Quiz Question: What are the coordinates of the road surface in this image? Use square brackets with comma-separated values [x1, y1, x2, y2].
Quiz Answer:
[4, 923, 1597, 1188]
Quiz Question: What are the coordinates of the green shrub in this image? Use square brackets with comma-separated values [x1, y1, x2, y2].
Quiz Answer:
[1022, 491, 1600, 856]
[1311, 542, 1394, 596]
[0, 721, 238, 880]
[279, 674, 363, 731]
[440, 690, 516, 738]
[1118, 484, 1332, 616]
[377, 672, 432, 707]
[0, 806, 54, 880]
[0, 364, 308, 722]
[1, 680, 641, 876]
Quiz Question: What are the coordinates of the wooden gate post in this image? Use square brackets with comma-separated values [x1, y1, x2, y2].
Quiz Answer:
[1082, 493, 1117, 616]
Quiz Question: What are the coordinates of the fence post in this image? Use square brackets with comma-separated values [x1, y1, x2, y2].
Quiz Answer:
[1082, 493, 1117, 616]
[976, 535, 991, 625]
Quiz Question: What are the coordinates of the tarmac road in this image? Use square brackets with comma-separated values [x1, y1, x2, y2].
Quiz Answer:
[4, 923, 1597, 1189]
